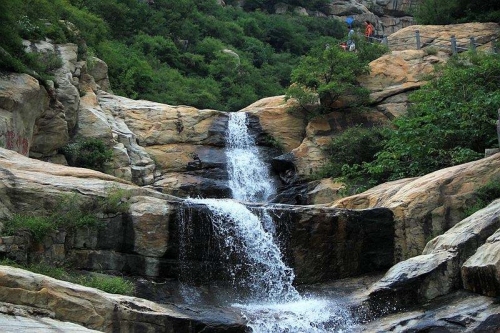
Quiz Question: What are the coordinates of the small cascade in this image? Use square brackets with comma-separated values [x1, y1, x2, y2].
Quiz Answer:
[226, 112, 276, 202]
[179, 112, 354, 332]
[187, 198, 299, 302]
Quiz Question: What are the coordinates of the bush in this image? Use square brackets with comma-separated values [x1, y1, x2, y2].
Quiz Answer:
[414, 0, 500, 24]
[315, 125, 387, 180]
[75, 274, 135, 295]
[2, 193, 102, 241]
[3, 214, 55, 241]
[345, 52, 500, 185]
[62, 138, 113, 172]
[285, 41, 371, 115]
[100, 187, 132, 214]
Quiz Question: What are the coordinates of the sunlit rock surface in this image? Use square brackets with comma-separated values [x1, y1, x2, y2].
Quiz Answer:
[333, 153, 500, 261]
[0, 266, 246, 333]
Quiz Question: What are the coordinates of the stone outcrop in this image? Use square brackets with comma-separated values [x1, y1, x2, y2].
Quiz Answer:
[462, 228, 500, 297]
[358, 49, 448, 116]
[333, 153, 500, 261]
[358, 290, 500, 332]
[0, 266, 246, 332]
[241, 96, 306, 153]
[96, 92, 233, 197]
[0, 302, 101, 333]
[366, 199, 500, 309]
[0, 73, 48, 156]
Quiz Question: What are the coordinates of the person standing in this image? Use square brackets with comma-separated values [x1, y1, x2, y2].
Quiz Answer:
[364, 20, 374, 42]
[347, 26, 355, 51]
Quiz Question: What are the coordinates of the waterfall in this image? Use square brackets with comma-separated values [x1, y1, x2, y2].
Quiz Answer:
[187, 198, 299, 302]
[180, 112, 354, 332]
[226, 112, 276, 202]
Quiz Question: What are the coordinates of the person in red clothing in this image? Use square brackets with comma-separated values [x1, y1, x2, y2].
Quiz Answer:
[364, 20, 374, 41]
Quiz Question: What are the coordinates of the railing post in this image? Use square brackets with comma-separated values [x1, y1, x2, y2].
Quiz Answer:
[415, 30, 421, 49]
[451, 35, 457, 54]
[382, 36, 388, 47]
[469, 37, 476, 52]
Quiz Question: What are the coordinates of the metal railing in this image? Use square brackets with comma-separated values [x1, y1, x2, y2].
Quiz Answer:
[372, 30, 499, 54]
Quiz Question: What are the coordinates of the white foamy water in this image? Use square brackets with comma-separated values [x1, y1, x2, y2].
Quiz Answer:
[226, 112, 275, 202]
[187, 198, 299, 302]
[234, 298, 354, 333]
[180, 112, 354, 332]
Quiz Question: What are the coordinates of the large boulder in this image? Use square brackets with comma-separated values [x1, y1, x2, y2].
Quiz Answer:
[367, 199, 500, 309]
[96, 93, 230, 196]
[75, 78, 156, 185]
[462, 228, 500, 297]
[241, 96, 307, 153]
[333, 153, 500, 261]
[359, 290, 500, 332]
[0, 266, 246, 332]
[359, 49, 449, 117]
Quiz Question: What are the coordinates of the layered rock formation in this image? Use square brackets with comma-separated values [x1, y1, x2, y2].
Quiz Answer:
[0, 266, 247, 333]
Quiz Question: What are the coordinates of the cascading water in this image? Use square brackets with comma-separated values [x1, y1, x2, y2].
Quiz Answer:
[226, 112, 276, 202]
[181, 112, 354, 332]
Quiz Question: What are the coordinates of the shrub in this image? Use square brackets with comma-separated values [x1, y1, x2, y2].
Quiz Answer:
[285, 41, 370, 114]
[3, 214, 55, 241]
[0, 259, 134, 295]
[75, 274, 135, 295]
[100, 187, 132, 214]
[413, 0, 500, 24]
[62, 138, 113, 172]
[2, 193, 103, 241]
[314, 125, 387, 180]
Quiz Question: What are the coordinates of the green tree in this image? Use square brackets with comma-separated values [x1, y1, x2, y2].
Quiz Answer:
[285, 40, 372, 114]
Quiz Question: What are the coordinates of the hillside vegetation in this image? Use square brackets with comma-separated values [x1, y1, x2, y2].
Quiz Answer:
[0, 0, 345, 111]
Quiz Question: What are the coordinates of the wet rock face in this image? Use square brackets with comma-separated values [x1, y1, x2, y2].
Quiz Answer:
[360, 290, 500, 332]
[267, 205, 395, 284]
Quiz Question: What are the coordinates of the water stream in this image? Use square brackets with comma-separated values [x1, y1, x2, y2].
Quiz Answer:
[181, 112, 354, 332]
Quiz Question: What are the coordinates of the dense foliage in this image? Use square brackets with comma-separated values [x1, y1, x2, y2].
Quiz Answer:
[62, 138, 113, 172]
[314, 126, 387, 181]
[0, 0, 347, 111]
[414, 0, 500, 25]
[330, 52, 500, 189]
